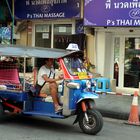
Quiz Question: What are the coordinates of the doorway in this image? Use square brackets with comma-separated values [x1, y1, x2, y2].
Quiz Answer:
[113, 36, 140, 88]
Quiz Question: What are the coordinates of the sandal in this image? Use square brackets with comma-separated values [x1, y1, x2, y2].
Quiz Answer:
[55, 105, 63, 113]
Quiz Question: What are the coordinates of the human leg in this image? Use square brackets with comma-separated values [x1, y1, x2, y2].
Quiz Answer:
[49, 82, 62, 112]
[39, 83, 50, 97]
[49, 82, 59, 106]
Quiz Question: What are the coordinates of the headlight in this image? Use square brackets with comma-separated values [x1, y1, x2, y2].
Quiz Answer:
[67, 82, 80, 89]
[86, 80, 91, 88]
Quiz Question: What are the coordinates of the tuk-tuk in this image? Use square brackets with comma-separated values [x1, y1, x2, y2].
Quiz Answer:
[0, 44, 103, 135]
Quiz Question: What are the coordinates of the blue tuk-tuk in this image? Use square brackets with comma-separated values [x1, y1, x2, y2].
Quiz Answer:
[0, 44, 103, 135]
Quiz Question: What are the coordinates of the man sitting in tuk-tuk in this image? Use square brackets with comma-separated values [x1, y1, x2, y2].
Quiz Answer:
[37, 58, 64, 113]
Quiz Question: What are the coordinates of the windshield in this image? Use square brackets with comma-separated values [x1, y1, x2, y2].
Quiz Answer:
[63, 57, 87, 75]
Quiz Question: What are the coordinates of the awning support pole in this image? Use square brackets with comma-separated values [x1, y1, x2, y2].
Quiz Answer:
[23, 57, 26, 91]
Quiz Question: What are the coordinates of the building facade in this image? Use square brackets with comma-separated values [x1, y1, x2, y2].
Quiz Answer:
[13, 0, 86, 70]
[2, 0, 140, 92]
[14, 0, 85, 49]
[84, 0, 140, 93]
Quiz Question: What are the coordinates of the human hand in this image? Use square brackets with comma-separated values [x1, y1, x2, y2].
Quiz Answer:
[58, 74, 64, 80]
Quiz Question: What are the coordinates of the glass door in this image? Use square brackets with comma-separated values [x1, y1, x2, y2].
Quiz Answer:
[114, 36, 140, 88]
[124, 37, 140, 88]
[113, 37, 120, 86]
[35, 24, 51, 48]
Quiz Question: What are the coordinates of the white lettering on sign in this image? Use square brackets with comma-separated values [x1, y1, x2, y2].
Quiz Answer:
[25, 0, 68, 6]
[33, 13, 44, 18]
[114, 1, 140, 9]
[105, 0, 111, 9]
[116, 19, 133, 25]
[107, 20, 115, 25]
[26, 0, 30, 5]
[27, 12, 65, 18]
[44, 12, 65, 18]
[104, 0, 140, 10]
[106, 19, 140, 26]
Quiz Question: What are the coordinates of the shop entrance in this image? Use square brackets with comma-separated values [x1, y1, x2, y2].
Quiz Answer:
[114, 36, 140, 88]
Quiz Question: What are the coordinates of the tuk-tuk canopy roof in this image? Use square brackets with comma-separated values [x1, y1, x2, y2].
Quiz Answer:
[0, 44, 82, 58]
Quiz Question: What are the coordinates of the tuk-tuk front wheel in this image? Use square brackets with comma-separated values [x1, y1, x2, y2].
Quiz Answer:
[79, 109, 103, 135]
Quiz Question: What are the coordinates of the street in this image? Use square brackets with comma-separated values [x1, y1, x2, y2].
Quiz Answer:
[0, 115, 140, 140]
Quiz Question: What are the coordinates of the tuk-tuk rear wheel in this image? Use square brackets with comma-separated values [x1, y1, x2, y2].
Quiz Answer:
[79, 109, 103, 135]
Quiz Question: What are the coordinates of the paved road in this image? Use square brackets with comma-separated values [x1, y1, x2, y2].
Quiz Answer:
[0, 115, 140, 140]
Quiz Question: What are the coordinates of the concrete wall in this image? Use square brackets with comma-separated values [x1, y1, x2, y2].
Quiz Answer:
[16, 21, 32, 46]
[104, 32, 113, 78]
[96, 31, 106, 76]
[86, 34, 95, 73]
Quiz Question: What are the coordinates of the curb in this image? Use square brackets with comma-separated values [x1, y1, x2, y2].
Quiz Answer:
[97, 109, 129, 120]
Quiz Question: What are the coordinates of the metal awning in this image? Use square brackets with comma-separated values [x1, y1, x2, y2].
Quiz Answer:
[0, 44, 81, 58]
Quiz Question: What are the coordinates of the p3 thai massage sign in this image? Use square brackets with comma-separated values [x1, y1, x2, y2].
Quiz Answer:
[15, 0, 81, 19]
[84, 0, 140, 26]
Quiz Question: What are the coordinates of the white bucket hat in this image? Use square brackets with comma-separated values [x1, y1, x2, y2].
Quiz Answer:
[66, 43, 80, 51]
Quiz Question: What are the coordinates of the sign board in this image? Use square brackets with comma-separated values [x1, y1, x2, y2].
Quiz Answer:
[0, 27, 11, 40]
[15, 0, 81, 19]
[84, 0, 140, 26]
[0, 27, 11, 44]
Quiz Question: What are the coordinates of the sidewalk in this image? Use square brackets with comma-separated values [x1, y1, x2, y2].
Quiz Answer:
[95, 94, 140, 120]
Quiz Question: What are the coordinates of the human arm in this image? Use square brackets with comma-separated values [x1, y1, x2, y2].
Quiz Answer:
[42, 74, 63, 83]
[39, 66, 63, 84]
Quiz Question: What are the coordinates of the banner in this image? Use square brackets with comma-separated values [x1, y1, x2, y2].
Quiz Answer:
[0, 27, 11, 44]
[15, 0, 81, 19]
[84, 0, 140, 26]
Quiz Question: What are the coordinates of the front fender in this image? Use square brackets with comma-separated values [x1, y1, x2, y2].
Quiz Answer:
[77, 91, 99, 103]
[73, 92, 97, 125]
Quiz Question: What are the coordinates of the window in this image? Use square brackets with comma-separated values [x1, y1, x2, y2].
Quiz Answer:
[64, 57, 87, 76]
[34, 23, 73, 67]
[35, 24, 51, 48]
[53, 24, 72, 49]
